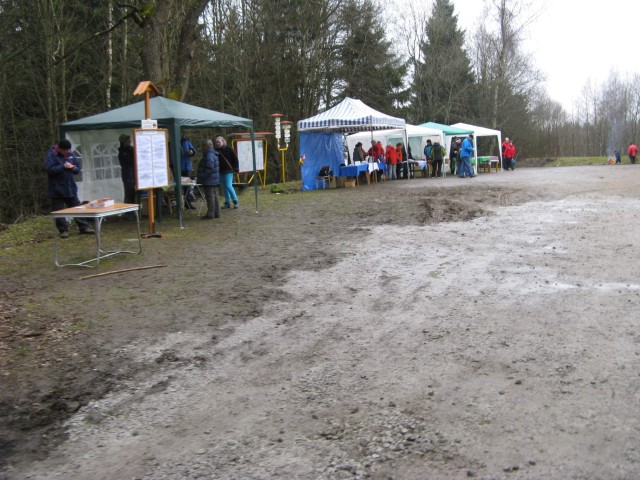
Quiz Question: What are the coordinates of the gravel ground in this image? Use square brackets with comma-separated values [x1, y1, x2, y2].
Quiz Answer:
[2, 165, 640, 480]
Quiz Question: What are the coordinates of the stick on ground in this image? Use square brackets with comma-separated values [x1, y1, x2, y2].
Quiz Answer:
[80, 264, 166, 280]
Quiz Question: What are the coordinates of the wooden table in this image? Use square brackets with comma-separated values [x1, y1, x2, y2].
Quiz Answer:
[50, 203, 142, 267]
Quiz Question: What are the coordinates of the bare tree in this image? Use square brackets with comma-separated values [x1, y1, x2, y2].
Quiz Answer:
[469, 0, 543, 130]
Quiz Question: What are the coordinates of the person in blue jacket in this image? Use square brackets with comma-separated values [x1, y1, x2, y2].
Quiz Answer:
[43, 139, 94, 238]
[181, 136, 197, 209]
[458, 134, 477, 178]
[197, 139, 220, 219]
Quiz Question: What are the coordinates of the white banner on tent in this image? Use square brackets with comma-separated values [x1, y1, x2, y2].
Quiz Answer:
[66, 129, 134, 202]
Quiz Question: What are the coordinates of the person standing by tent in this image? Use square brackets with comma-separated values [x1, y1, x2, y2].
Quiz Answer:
[197, 139, 220, 220]
[504, 139, 516, 170]
[628, 142, 638, 164]
[449, 137, 460, 176]
[367, 140, 385, 180]
[43, 139, 94, 238]
[118, 134, 137, 220]
[353, 142, 366, 164]
[431, 140, 445, 178]
[181, 136, 197, 209]
[215, 136, 240, 208]
[458, 134, 476, 178]
[395, 142, 405, 179]
[502, 137, 509, 161]
[385, 143, 398, 180]
[423, 139, 433, 176]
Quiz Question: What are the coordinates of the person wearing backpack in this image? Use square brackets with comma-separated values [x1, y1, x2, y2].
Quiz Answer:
[431, 141, 445, 178]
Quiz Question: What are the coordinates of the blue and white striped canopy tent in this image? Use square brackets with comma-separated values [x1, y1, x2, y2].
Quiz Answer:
[297, 98, 406, 190]
[298, 97, 405, 132]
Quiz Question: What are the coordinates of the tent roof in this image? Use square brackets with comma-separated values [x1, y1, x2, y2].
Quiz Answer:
[61, 96, 253, 131]
[450, 122, 500, 138]
[297, 97, 405, 132]
[419, 122, 473, 136]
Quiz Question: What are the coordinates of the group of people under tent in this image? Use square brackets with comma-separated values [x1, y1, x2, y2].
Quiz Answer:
[351, 139, 412, 181]
[350, 135, 518, 181]
[117, 134, 241, 220]
[42, 132, 243, 238]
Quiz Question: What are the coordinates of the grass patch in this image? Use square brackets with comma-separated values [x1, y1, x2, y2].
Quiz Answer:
[0, 216, 52, 249]
[546, 157, 608, 167]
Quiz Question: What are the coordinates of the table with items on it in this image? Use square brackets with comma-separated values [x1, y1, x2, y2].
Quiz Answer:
[50, 202, 142, 267]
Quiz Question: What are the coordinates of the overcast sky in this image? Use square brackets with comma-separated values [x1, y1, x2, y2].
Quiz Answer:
[451, 0, 640, 112]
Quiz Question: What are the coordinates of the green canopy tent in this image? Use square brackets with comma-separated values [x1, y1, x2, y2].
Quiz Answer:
[418, 122, 474, 173]
[60, 96, 258, 227]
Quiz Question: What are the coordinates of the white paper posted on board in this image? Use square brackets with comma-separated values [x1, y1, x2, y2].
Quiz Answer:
[134, 129, 170, 189]
[236, 140, 264, 173]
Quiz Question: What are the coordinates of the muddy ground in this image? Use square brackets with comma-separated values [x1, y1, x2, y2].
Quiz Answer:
[1, 165, 639, 480]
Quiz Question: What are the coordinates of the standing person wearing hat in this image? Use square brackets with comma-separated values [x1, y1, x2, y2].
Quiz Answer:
[43, 139, 94, 238]
[118, 134, 137, 220]
[458, 134, 476, 178]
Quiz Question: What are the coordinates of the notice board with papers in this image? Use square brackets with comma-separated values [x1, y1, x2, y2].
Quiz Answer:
[134, 128, 170, 190]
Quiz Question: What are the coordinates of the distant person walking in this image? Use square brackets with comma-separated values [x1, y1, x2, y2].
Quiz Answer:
[628, 142, 638, 164]
[43, 139, 94, 238]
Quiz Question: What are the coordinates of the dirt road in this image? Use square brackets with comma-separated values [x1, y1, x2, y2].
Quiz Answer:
[2, 165, 640, 479]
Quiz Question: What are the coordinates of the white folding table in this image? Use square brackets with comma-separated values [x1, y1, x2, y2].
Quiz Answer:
[50, 203, 142, 267]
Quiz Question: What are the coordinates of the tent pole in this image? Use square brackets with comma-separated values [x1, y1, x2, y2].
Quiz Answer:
[171, 122, 184, 228]
[250, 127, 259, 213]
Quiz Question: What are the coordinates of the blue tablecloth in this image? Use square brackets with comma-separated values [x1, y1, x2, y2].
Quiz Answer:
[338, 164, 369, 177]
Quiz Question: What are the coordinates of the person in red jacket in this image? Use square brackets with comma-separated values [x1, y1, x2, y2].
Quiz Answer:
[504, 139, 516, 171]
[395, 143, 405, 179]
[628, 142, 638, 164]
[385, 143, 397, 179]
[502, 137, 511, 170]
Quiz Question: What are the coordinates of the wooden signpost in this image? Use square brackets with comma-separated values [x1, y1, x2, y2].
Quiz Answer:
[133, 81, 166, 239]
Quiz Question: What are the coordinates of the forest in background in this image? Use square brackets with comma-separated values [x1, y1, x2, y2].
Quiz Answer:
[1, 0, 639, 224]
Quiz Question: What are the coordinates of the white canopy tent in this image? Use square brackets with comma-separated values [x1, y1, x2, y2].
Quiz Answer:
[450, 122, 503, 171]
[297, 98, 406, 190]
[345, 124, 444, 163]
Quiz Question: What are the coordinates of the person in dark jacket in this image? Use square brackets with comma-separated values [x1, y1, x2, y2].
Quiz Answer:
[43, 139, 94, 238]
[214, 136, 240, 208]
[180, 136, 197, 209]
[431, 141, 445, 178]
[197, 139, 220, 219]
[449, 137, 460, 176]
[118, 134, 137, 220]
